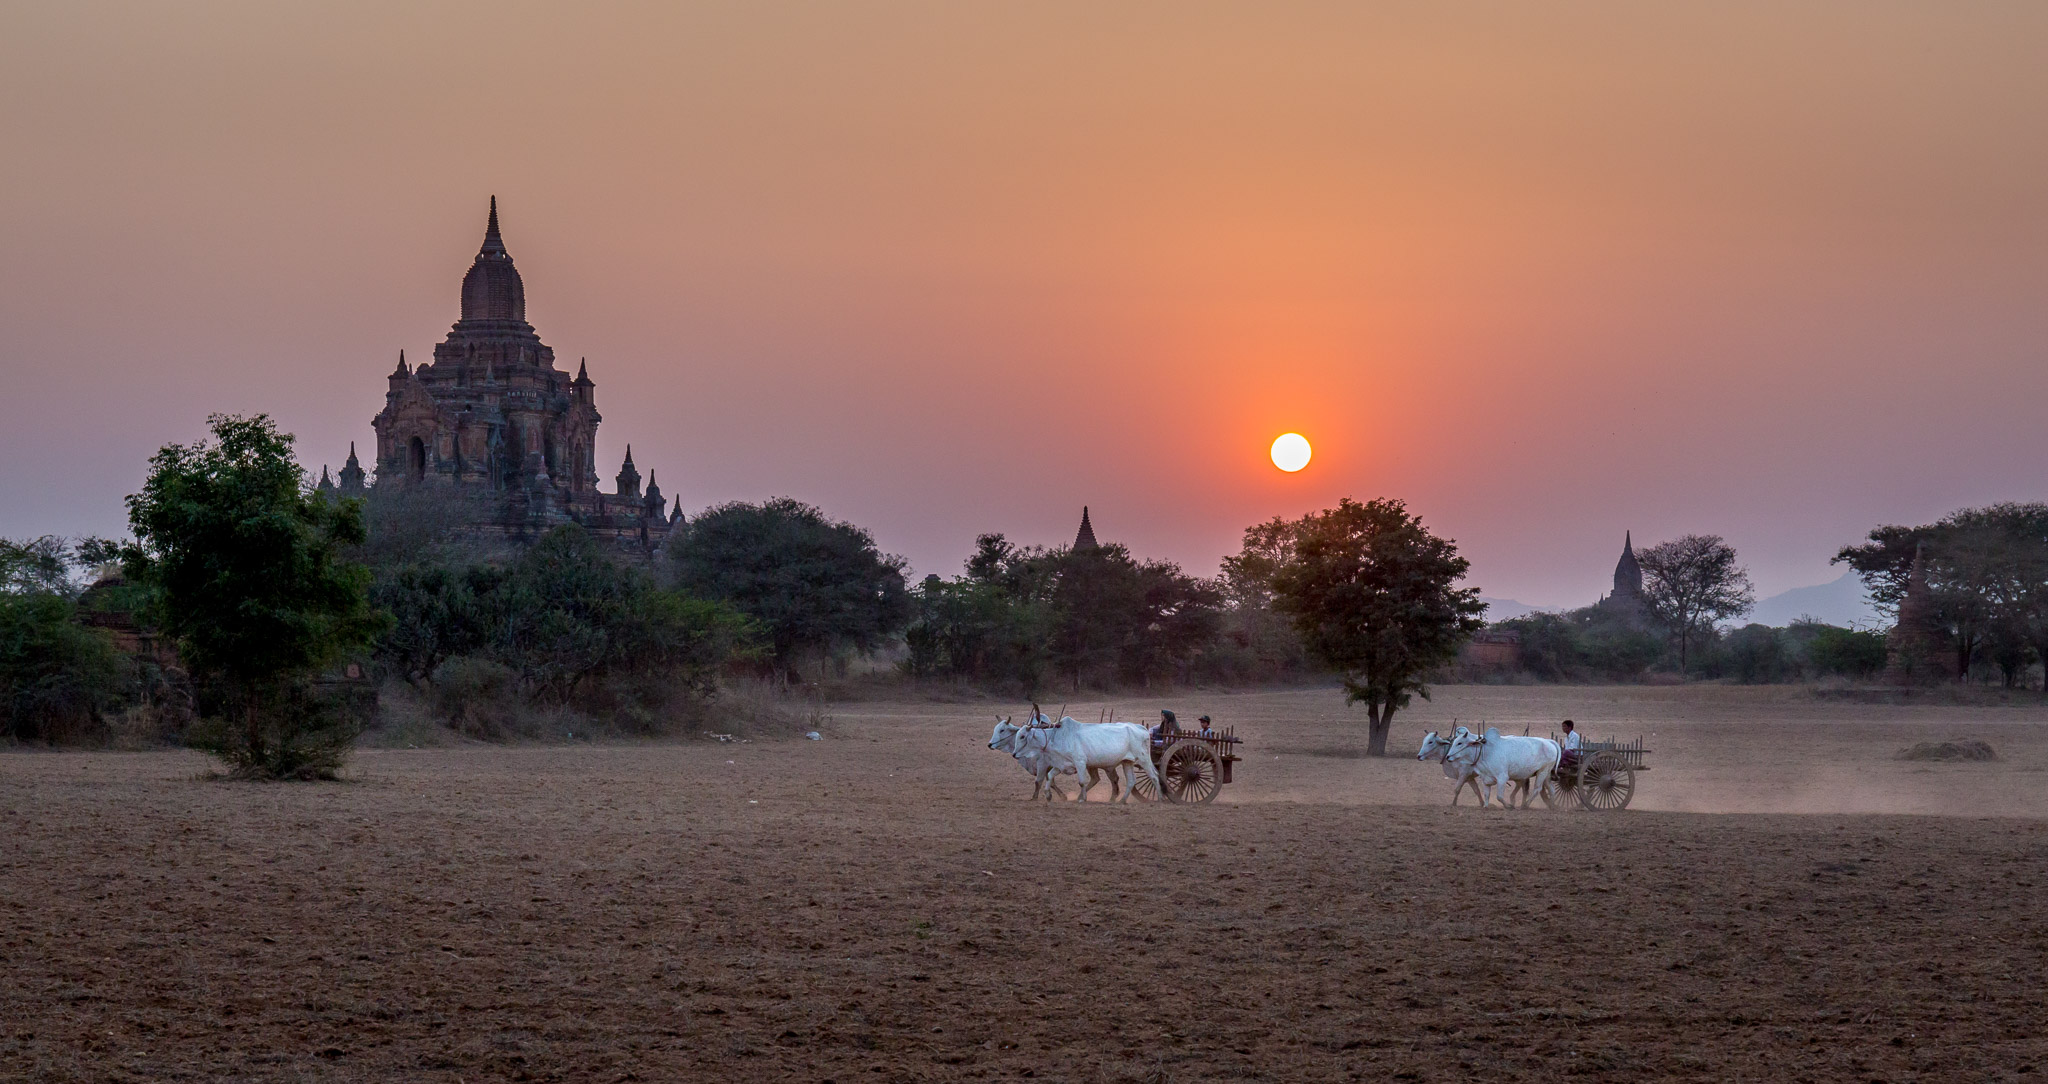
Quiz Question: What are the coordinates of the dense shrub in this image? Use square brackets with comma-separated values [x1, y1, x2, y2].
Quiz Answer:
[376, 527, 755, 734]
[372, 562, 501, 685]
[903, 533, 1224, 694]
[1496, 607, 1662, 682]
[0, 592, 129, 742]
[1802, 623, 1887, 677]
[426, 655, 521, 738]
[1721, 623, 1792, 684]
[186, 677, 374, 780]
[669, 498, 910, 680]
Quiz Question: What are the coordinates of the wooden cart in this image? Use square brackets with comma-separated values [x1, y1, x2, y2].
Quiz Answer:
[1540, 734, 1650, 811]
[1128, 725, 1243, 804]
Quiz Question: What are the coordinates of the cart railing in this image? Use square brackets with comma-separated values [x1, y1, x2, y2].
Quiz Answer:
[1150, 725, 1242, 751]
[1556, 733, 1650, 771]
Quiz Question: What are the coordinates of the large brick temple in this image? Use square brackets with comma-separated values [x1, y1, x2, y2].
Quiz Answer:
[320, 198, 680, 552]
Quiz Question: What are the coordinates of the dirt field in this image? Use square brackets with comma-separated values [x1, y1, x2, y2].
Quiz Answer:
[4, 685, 2046, 1082]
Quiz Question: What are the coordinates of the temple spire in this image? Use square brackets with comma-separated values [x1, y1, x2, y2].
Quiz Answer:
[392, 350, 409, 377]
[1074, 506, 1098, 550]
[615, 446, 642, 500]
[338, 441, 366, 493]
[481, 195, 505, 256]
[1624, 530, 1634, 557]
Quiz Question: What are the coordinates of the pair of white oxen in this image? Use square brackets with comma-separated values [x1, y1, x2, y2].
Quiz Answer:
[1417, 726, 1561, 809]
[986, 713, 1164, 802]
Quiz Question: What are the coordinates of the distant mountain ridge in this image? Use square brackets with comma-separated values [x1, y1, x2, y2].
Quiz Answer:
[1747, 571, 1881, 629]
[1477, 596, 1541, 621]
[1477, 573, 1880, 630]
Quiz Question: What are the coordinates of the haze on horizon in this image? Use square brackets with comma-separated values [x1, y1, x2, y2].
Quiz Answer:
[4, 2, 2045, 610]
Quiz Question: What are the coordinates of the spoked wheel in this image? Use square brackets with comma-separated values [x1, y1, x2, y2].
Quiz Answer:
[1127, 762, 1159, 801]
[1576, 751, 1636, 811]
[1539, 774, 1571, 811]
[1159, 741, 1222, 804]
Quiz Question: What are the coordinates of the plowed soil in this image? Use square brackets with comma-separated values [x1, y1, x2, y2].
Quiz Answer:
[4, 686, 2046, 1083]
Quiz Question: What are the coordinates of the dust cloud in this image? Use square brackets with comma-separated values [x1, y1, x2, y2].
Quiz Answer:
[1051, 685, 2048, 819]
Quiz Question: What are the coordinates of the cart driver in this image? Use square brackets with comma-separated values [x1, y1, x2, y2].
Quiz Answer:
[1560, 720, 1582, 768]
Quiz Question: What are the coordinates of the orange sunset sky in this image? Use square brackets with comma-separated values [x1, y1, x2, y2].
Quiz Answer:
[4, 3, 2046, 608]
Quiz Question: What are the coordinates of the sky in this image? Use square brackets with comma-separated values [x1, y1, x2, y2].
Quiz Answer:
[4, 2, 2046, 609]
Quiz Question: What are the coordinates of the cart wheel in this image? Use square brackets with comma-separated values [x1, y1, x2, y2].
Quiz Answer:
[1539, 774, 1570, 811]
[1128, 762, 1159, 801]
[1160, 741, 1222, 804]
[1576, 751, 1635, 811]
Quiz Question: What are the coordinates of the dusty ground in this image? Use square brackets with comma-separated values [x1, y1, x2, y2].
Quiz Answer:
[3, 684, 2046, 1083]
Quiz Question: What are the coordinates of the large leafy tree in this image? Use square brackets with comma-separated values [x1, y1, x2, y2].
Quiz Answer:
[123, 414, 387, 778]
[1040, 543, 1220, 691]
[1261, 498, 1485, 756]
[1836, 503, 2048, 684]
[1636, 534, 1754, 673]
[669, 498, 910, 678]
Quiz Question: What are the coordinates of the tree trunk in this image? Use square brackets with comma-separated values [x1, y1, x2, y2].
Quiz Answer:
[1366, 702, 1392, 757]
[244, 694, 263, 769]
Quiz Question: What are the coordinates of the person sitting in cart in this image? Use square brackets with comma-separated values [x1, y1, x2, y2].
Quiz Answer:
[1560, 720, 1582, 768]
[1197, 715, 1217, 737]
[1157, 709, 1180, 740]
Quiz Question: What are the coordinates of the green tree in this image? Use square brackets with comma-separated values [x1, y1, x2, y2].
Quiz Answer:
[0, 591, 129, 743]
[0, 536, 79, 596]
[371, 561, 503, 685]
[1836, 503, 2048, 684]
[1037, 543, 1220, 690]
[1493, 606, 1663, 683]
[901, 536, 1056, 692]
[669, 498, 910, 679]
[1210, 519, 1312, 682]
[1800, 623, 1887, 678]
[497, 526, 751, 704]
[1636, 534, 1754, 673]
[122, 414, 387, 778]
[1262, 498, 1485, 756]
[1721, 624, 1790, 684]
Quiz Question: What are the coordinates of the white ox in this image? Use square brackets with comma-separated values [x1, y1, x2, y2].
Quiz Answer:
[1013, 715, 1160, 803]
[1446, 726, 1561, 809]
[1417, 727, 1486, 806]
[988, 715, 1138, 801]
[989, 716, 1071, 800]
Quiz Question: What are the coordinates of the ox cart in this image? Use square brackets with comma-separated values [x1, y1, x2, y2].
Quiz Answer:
[1128, 725, 1243, 804]
[1541, 734, 1650, 811]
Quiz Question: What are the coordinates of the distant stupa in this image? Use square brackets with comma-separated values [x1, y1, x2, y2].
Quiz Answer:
[1073, 506, 1098, 550]
[1596, 532, 1649, 624]
[1884, 544, 1950, 685]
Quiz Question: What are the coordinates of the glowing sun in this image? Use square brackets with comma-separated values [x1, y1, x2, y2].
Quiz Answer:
[1270, 432, 1312, 472]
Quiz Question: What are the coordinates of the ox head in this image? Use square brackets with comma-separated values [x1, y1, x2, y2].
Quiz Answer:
[989, 715, 1021, 752]
[1417, 731, 1444, 761]
[1012, 724, 1052, 762]
[1445, 725, 1483, 762]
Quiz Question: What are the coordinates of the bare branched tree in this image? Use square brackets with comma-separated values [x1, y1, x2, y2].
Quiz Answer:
[1637, 534, 1754, 672]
